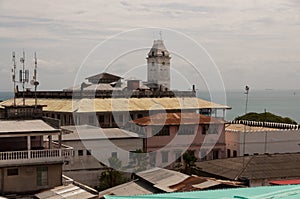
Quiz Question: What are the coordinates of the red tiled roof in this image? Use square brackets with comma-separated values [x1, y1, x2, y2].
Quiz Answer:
[269, 179, 300, 185]
[132, 113, 224, 126]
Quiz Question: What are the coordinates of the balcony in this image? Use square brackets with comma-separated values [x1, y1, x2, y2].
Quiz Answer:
[0, 142, 73, 167]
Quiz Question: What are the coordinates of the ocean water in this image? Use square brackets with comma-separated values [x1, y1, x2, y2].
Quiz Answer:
[0, 92, 13, 102]
[1, 90, 299, 123]
[198, 89, 300, 123]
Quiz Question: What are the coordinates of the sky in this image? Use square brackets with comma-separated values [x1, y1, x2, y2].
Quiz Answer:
[0, 0, 300, 92]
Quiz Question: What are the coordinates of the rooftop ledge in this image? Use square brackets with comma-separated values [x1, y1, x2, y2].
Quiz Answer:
[0, 142, 73, 167]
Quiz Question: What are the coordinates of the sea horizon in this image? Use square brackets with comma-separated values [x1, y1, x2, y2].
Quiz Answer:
[1, 89, 299, 123]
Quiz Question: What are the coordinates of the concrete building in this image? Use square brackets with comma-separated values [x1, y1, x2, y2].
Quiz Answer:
[0, 97, 230, 128]
[54, 125, 143, 188]
[128, 113, 226, 167]
[226, 121, 300, 157]
[146, 40, 171, 90]
[0, 105, 73, 195]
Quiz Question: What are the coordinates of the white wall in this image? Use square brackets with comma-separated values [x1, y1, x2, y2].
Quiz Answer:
[226, 129, 300, 157]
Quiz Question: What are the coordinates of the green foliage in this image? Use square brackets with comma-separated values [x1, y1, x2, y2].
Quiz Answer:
[235, 112, 297, 124]
[98, 157, 125, 191]
[129, 149, 149, 173]
[182, 150, 197, 175]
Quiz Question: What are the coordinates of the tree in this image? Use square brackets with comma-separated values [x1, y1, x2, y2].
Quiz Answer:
[235, 112, 297, 124]
[129, 149, 149, 173]
[98, 156, 125, 191]
[182, 150, 197, 175]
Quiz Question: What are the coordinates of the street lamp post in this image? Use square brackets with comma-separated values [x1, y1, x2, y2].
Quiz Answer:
[242, 85, 250, 167]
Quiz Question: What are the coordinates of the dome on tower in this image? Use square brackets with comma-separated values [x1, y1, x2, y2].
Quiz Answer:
[147, 40, 170, 57]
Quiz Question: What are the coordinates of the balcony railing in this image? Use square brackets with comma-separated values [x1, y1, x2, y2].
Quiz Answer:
[0, 145, 73, 166]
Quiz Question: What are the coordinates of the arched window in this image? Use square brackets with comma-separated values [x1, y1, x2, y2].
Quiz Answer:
[152, 51, 155, 56]
[162, 51, 165, 56]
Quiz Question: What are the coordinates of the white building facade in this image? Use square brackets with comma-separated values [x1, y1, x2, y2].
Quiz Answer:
[226, 123, 300, 157]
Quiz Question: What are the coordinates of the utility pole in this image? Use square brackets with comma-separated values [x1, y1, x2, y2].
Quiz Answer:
[242, 85, 250, 167]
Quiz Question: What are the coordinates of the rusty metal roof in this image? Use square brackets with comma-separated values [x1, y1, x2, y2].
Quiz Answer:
[132, 113, 225, 126]
[0, 97, 230, 113]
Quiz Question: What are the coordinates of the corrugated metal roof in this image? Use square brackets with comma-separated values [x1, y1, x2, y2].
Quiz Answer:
[269, 179, 300, 185]
[0, 97, 230, 113]
[35, 184, 97, 199]
[196, 153, 300, 180]
[226, 124, 279, 132]
[60, 125, 139, 140]
[136, 167, 189, 192]
[99, 180, 158, 198]
[0, 119, 58, 134]
[132, 113, 224, 126]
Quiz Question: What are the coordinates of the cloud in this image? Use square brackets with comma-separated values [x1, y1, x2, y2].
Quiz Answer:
[0, 0, 299, 90]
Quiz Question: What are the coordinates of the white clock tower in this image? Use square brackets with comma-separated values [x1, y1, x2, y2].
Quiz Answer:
[146, 40, 171, 90]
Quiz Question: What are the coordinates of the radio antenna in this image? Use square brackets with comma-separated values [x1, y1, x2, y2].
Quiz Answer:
[20, 50, 26, 105]
[12, 52, 16, 106]
[33, 52, 39, 108]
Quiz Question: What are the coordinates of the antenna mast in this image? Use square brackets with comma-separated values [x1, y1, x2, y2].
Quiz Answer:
[33, 52, 39, 108]
[20, 50, 26, 106]
[12, 52, 16, 106]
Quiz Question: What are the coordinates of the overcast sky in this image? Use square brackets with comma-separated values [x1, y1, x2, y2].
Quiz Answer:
[0, 0, 300, 92]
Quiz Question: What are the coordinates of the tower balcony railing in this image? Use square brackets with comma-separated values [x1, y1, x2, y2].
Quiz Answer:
[0, 142, 73, 167]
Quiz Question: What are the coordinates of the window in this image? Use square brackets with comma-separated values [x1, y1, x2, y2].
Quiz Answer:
[88, 115, 94, 124]
[87, 150, 92, 156]
[118, 115, 123, 123]
[202, 124, 219, 135]
[153, 126, 170, 136]
[111, 152, 117, 158]
[130, 114, 134, 120]
[178, 125, 194, 135]
[161, 151, 168, 163]
[202, 124, 209, 135]
[137, 114, 143, 118]
[200, 150, 207, 161]
[149, 152, 156, 166]
[213, 150, 219, 159]
[162, 51, 165, 56]
[162, 62, 165, 65]
[227, 149, 231, 158]
[233, 150, 237, 157]
[78, 150, 84, 156]
[98, 115, 105, 123]
[7, 168, 18, 176]
[208, 125, 219, 134]
[175, 151, 182, 163]
[152, 51, 154, 56]
[37, 167, 48, 186]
